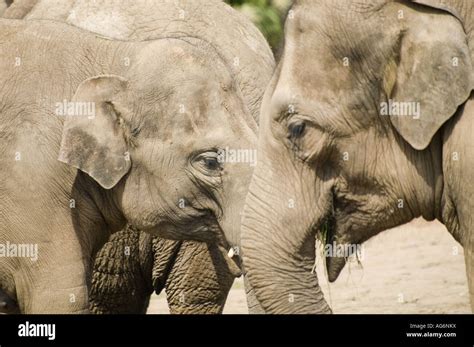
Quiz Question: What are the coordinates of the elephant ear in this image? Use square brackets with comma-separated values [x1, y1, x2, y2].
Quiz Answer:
[58, 75, 131, 189]
[410, 0, 463, 22]
[386, 3, 473, 150]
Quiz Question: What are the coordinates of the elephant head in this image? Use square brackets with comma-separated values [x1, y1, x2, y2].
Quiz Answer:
[241, 0, 473, 313]
[59, 38, 257, 250]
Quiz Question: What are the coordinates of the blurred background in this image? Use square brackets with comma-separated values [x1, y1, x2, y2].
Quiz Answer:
[226, 0, 291, 52]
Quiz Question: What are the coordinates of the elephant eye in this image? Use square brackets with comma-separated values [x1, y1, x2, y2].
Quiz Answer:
[203, 156, 220, 171]
[288, 121, 306, 139]
[193, 151, 223, 176]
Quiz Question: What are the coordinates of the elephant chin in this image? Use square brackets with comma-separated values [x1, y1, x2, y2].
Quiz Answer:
[322, 216, 347, 282]
[326, 255, 347, 283]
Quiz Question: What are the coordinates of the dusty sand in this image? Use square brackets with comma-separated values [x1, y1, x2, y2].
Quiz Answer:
[147, 219, 471, 314]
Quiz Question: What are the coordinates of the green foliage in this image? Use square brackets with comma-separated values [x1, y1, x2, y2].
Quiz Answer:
[226, 0, 290, 51]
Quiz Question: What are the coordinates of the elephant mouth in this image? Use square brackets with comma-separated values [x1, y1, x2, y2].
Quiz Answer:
[141, 221, 217, 243]
[217, 244, 242, 278]
[187, 210, 242, 278]
[213, 222, 243, 278]
[141, 216, 242, 277]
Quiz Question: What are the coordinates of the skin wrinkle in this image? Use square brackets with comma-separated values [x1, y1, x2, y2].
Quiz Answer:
[189, 174, 223, 219]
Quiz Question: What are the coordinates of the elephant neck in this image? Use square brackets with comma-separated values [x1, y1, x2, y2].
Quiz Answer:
[78, 172, 127, 246]
[429, 137, 445, 224]
[399, 135, 443, 224]
[439, 93, 474, 245]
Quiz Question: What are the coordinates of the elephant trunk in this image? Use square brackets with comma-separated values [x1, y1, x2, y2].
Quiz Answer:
[90, 227, 154, 314]
[241, 169, 331, 314]
[243, 272, 265, 314]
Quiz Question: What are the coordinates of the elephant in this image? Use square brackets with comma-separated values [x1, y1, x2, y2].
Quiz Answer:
[90, 225, 238, 314]
[0, 0, 274, 313]
[241, 0, 474, 313]
[1, 0, 274, 314]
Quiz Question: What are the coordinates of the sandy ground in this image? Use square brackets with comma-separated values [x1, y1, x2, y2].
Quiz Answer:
[147, 219, 471, 314]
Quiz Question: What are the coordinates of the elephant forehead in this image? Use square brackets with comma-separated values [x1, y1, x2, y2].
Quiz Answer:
[279, 1, 401, 103]
[134, 38, 233, 87]
[277, 32, 352, 106]
[133, 76, 242, 139]
[138, 99, 236, 142]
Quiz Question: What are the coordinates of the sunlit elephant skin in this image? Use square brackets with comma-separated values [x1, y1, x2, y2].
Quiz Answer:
[242, 0, 474, 313]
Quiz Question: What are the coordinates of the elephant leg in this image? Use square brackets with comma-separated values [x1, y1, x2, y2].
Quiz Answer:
[26, 282, 89, 314]
[18, 257, 90, 313]
[4, 221, 91, 313]
[89, 225, 155, 314]
[161, 241, 236, 314]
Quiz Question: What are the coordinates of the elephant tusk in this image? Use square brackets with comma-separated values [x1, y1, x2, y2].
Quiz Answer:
[228, 247, 235, 258]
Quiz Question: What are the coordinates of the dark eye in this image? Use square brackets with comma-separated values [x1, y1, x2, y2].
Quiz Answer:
[202, 156, 220, 171]
[193, 151, 222, 175]
[288, 121, 306, 139]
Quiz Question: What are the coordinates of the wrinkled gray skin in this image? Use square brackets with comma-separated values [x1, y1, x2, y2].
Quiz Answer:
[2, 0, 271, 314]
[0, 1, 273, 313]
[242, 0, 474, 313]
[90, 226, 237, 314]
